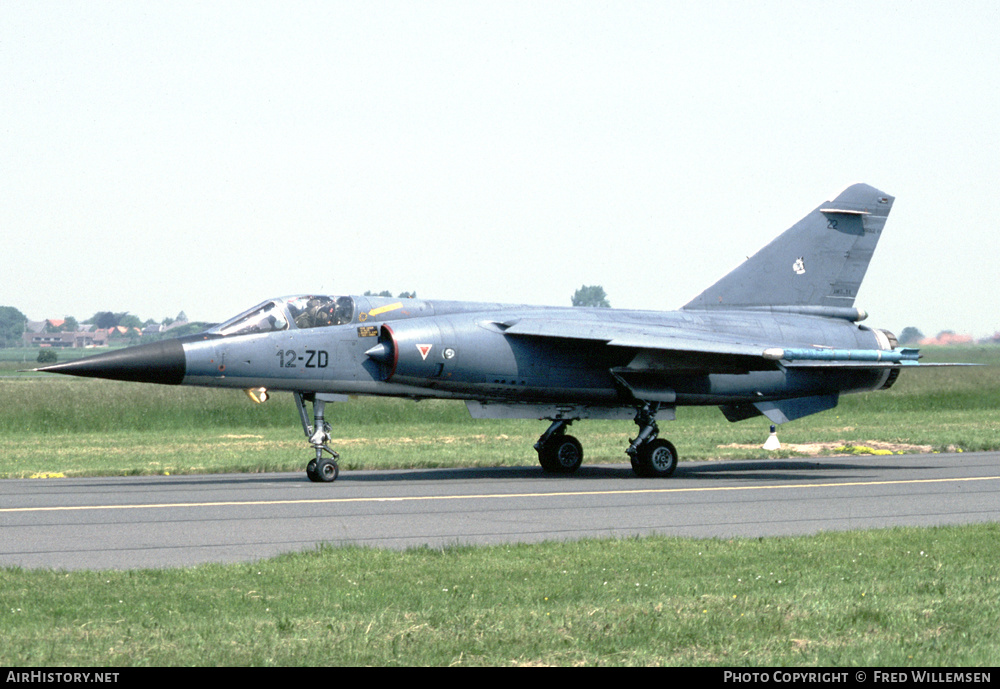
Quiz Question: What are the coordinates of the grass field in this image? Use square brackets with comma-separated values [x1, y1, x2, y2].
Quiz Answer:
[1, 345, 998, 666]
[1, 526, 998, 666]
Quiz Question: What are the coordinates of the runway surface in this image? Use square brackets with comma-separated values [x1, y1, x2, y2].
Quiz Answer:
[2, 452, 998, 570]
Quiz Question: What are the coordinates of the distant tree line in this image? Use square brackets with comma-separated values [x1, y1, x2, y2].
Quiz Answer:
[9, 296, 994, 350]
[0, 306, 27, 347]
[571, 285, 610, 308]
[898, 327, 923, 345]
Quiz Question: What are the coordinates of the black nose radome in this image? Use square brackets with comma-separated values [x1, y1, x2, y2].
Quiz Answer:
[34, 339, 187, 385]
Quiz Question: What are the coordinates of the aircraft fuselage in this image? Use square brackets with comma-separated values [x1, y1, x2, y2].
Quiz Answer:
[177, 297, 893, 406]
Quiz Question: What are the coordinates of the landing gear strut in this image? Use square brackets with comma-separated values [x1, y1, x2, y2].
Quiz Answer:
[626, 402, 678, 477]
[295, 393, 344, 482]
[534, 419, 583, 473]
[531, 403, 679, 477]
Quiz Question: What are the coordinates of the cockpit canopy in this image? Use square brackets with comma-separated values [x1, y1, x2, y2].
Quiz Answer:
[211, 295, 355, 337]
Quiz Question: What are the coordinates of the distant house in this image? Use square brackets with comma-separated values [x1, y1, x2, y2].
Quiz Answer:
[919, 331, 974, 346]
[23, 328, 109, 348]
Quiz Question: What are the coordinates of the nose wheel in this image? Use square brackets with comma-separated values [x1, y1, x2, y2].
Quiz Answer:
[307, 457, 339, 483]
[296, 393, 345, 482]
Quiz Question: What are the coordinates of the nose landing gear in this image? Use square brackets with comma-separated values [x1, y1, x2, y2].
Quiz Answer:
[295, 393, 347, 482]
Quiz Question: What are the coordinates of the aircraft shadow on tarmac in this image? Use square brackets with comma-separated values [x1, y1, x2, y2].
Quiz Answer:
[304, 457, 934, 484]
[62, 456, 942, 490]
[663, 458, 935, 482]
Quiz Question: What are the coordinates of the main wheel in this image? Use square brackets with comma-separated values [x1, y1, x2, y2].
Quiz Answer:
[314, 457, 339, 482]
[633, 438, 678, 478]
[538, 435, 583, 474]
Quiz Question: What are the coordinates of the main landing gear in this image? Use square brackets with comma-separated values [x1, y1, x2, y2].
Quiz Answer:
[533, 402, 678, 478]
[295, 393, 343, 482]
[626, 403, 678, 478]
[534, 420, 584, 474]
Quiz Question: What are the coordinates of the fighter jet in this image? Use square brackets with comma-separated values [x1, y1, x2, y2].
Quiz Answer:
[34, 184, 942, 482]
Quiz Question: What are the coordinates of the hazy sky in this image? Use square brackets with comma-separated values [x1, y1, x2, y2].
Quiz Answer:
[4, 1, 999, 337]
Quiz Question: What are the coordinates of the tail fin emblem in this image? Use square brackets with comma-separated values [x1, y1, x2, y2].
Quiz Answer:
[792, 257, 806, 275]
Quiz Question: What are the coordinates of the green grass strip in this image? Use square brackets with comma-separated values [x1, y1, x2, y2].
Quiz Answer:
[2, 524, 998, 666]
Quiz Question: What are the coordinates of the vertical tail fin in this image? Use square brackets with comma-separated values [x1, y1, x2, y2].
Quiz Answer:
[683, 183, 894, 311]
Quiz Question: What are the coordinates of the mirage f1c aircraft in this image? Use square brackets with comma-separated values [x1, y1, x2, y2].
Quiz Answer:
[36, 184, 946, 482]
